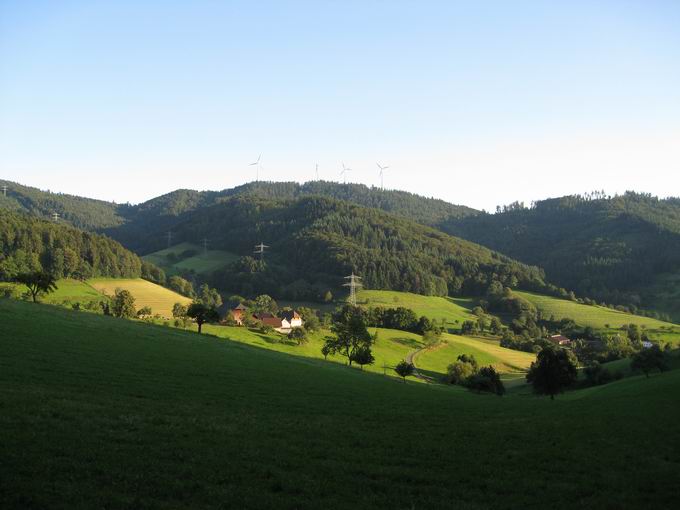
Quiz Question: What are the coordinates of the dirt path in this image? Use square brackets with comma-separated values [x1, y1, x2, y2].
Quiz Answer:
[406, 345, 440, 384]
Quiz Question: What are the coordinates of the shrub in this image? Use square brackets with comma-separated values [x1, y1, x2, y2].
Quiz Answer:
[288, 327, 309, 345]
[466, 366, 505, 396]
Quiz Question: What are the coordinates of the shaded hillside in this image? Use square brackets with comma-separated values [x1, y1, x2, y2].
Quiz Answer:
[0, 179, 123, 231]
[444, 192, 680, 316]
[106, 181, 479, 251]
[160, 195, 549, 300]
[0, 209, 145, 281]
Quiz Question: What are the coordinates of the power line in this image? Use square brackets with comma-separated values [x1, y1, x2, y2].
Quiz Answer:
[343, 272, 362, 306]
[254, 242, 269, 262]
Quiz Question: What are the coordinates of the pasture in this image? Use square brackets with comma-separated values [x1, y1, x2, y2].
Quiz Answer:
[87, 278, 191, 318]
[516, 291, 680, 345]
[357, 289, 478, 328]
[143, 242, 239, 276]
[1, 298, 679, 509]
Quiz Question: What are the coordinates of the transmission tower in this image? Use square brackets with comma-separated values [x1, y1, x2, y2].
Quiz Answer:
[167, 231, 173, 248]
[202, 237, 209, 255]
[51, 212, 60, 222]
[1, 185, 7, 197]
[343, 272, 363, 306]
[254, 242, 269, 262]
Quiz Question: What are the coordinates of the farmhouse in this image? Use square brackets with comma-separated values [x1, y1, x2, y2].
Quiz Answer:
[230, 303, 248, 326]
[280, 310, 303, 329]
[253, 312, 284, 329]
[550, 334, 572, 346]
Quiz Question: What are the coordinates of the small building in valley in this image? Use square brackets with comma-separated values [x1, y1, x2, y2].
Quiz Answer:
[550, 334, 572, 346]
[253, 312, 284, 329]
[230, 304, 248, 326]
[280, 310, 303, 329]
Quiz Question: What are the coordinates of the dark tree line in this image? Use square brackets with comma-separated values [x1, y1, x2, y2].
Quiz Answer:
[0, 210, 147, 281]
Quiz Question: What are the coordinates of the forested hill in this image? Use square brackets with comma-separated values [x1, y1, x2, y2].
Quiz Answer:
[0, 209, 144, 281]
[0, 180, 478, 251]
[0, 179, 123, 231]
[443, 192, 680, 316]
[159, 195, 551, 300]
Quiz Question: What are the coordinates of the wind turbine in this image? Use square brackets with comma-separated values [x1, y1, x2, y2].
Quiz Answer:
[249, 154, 263, 182]
[340, 162, 352, 184]
[377, 163, 389, 190]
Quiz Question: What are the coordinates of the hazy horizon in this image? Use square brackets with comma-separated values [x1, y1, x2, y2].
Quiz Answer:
[2, 1, 679, 210]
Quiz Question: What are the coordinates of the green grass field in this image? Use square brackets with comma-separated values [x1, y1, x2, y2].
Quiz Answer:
[87, 278, 191, 318]
[2, 298, 679, 509]
[357, 289, 478, 328]
[143, 242, 239, 276]
[516, 290, 680, 345]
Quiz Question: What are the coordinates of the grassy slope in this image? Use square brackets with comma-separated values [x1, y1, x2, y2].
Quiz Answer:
[1, 299, 679, 509]
[516, 291, 680, 345]
[358, 289, 477, 327]
[87, 278, 192, 318]
[415, 334, 535, 386]
[143, 242, 239, 276]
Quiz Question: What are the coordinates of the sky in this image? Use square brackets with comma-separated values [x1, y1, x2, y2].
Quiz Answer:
[1, 0, 679, 211]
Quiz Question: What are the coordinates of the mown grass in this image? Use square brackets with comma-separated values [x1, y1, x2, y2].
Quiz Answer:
[1, 299, 679, 509]
[357, 289, 478, 329]
[87, 278, 192, 318]
[143, 242, 239, 276]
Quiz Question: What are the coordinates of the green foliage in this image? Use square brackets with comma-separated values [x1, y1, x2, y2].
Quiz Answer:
[14, 271, 58, 303]
[323, 305, 373, 366]
[466, 366, 505, 396]
[0, 209, 143, 281]
[186, 302, 219, 334]
[112, 289, 136, 319]
[137, 306, 153, 317]
[583, 362, 623, 386]
[446, 360, 475, 385]
[394, 360, 415, 382]
[526, 347, 578, 399]
[288, 327, 308, 345]
[445, 192, 680, 315]
[297, 307, 321, 332]
[197, 283, 223, 309]
[172, 302, 188, 319]
[350, 345, 375, 370]
[631, 345, 669, 378]
[168, 275, 195, 298]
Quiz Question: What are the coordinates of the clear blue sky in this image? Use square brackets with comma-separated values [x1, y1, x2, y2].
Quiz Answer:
[1, 0, 679, 210]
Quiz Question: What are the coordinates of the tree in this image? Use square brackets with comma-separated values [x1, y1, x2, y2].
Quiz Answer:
[446, 360, 475, 385]
[253, 294, 278, 314]
[457, 354, 479, 371]
[172, 302, 188, 319]
[288, 327, 309, 345]
[112, 289, 136, 318]
[323, 305, 373, 366]
[323, 290, 333, 303]
[489, 317, 502, 335]
[137, 306, 153, 317]
[14, 271, 58, 303]
[298, 307, 321, 332]
[351, 345, 375, 370]
[186, 302, 219, 334]
[461, 320, 477, 335]
[526, 347, 578, 399]
[198, 283, 223, 309]
[394, 360, 415, 383]
[168, 276, 195, 298]
[321, 343, 332, 360]
[631, 345, 668, 378]
[466, 366, 505, 395]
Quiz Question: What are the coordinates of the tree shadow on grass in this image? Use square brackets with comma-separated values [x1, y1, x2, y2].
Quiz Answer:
[388, 336, 422, 349]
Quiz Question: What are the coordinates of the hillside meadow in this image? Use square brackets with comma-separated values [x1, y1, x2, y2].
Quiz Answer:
[1, 299, 679, 509]
[87, 278, 192, 318]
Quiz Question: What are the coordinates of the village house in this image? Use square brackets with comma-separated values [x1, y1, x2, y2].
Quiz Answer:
[230, 303, 248, 326]
[549, 334, 572, 346]
[280, 310, 303, 329]
[253, 312, 284, 329]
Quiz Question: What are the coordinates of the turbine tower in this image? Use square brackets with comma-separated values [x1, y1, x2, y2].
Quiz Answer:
[340, 162, 352, 184]
[254, 242, 270, 262]
[377, 163, 389, 190]
[343, 272, 363, 306]
[249, 154, 263, 182]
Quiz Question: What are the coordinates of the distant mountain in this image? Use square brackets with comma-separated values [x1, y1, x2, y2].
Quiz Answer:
[443, 192, 680, 318]
[157, 195, 550, 301]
